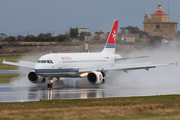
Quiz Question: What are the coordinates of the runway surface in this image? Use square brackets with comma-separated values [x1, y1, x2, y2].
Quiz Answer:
[1, 64, 180, 102]
[1, 81, 180, 102]
[0, 70, 20, 74]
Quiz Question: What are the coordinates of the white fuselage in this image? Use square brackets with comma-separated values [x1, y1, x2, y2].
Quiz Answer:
[34, 52, 121, 78]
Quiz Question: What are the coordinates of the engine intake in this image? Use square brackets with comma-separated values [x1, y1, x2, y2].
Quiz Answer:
[87, 71, 105, 84]
[28, 71, 46, 83]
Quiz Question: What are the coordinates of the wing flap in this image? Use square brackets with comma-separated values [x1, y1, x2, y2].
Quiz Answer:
[2, 59, 36, 69]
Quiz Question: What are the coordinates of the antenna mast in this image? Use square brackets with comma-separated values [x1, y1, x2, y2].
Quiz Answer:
[168, 2, 169, 21]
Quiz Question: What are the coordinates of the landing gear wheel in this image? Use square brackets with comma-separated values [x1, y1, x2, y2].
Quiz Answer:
[47, 83, 53, 89]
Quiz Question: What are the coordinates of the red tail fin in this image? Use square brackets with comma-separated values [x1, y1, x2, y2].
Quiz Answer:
[101, 20, 119, 53]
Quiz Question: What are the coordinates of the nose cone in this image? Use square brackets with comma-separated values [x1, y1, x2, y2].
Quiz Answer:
[34, 62, 46, 74]
[35, 62, 47, 70]
[34, 63, 39, 70]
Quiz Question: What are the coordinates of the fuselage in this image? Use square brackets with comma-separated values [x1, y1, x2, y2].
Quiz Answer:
[34, 52, 121, 78]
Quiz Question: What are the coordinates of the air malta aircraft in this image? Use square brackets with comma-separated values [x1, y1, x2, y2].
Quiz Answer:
[3, 20, 177, 88]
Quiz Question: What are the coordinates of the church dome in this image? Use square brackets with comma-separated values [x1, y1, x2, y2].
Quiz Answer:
[152, 3, 167, 15]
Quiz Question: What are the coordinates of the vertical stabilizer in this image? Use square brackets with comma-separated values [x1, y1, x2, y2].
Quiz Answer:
[101, 20, 119, 54]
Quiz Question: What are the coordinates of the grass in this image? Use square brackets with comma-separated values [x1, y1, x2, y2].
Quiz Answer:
[0, 95, 180, 119]
[0, 74, 19, 83]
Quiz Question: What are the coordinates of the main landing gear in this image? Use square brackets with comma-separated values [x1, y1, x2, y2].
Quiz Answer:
[47, 79, 53, 89]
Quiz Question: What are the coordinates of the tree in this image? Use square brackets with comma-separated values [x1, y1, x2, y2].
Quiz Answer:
[37, 33, 54, 42]
[5, 36, 16, 42]
[149, 36, 163, 47]
[80, 31, 91, 36]
[17, 35, 24, 41]
[56, 34, 72, 42]
[120, 27, 126, 34]
[46, 37, 55, 42]
[70, 29, 78, 38]
[125, 26, 139, 34]
[42, 33, 52, 38]
[120, 26, 150, 38]
[79, 31, 92, 40]
[24, 35, 37, 42]
[0, 33, 7, 37]
[0, 33, 7, 41]
[0, 44, 3, 49]
[37, 33, 45, 42]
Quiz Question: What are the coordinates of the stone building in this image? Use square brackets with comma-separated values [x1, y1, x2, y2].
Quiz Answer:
[121, 36, 135, 43]
[120, 34, 139, 43]
[143, 3, 178, 39]
[94, 30, 109, 41]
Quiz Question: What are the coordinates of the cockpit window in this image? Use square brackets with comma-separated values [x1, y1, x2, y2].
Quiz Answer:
[47, 60, 50, 63]
[50, 60, 53, 64]
[41, 60, 46, 63]
[37, 60, 53, 64]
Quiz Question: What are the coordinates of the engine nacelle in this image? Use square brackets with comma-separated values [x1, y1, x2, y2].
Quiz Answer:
[28, 71, 46, 83]
[87, 71, 105, 84]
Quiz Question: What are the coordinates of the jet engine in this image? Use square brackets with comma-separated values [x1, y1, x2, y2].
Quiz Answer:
[28, 71, 46, 83]
[87, 71, 105, 84]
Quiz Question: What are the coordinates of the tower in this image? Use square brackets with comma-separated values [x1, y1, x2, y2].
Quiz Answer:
[144, 11, 148, 22]
[143, 3, 178, 39]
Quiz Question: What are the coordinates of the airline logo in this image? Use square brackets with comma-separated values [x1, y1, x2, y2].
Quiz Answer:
[61, 56, 72, 60]
[112, 30, 117, 41]
[106, 20, 119, 48]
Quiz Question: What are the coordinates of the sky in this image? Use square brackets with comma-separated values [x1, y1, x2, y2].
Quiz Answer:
[0, 0, 180, 36]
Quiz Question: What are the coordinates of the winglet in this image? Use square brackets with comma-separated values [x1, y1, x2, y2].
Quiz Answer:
[2, 59, 6, 63]
[175, 61, 178, 66]
[169, 61, 178, 66]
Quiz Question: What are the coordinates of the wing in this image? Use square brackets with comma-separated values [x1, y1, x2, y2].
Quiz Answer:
[115, 56, 149, 61]
[78, 62, 178, 73]
[2, 59, 36, 69]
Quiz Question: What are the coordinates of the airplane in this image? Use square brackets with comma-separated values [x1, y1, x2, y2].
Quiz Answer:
[2, 20, 177, 88]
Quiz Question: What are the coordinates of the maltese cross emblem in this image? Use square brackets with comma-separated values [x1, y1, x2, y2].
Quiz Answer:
[112, 30, 116, 41]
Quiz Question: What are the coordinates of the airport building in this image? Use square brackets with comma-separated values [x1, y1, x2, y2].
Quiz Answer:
[143, 3, 178, 39]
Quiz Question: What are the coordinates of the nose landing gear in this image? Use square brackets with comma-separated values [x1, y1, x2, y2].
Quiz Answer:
[47, 79, 53, 89]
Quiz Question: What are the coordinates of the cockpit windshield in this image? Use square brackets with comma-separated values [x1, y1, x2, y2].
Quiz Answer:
[37, 60, 53, 64]
[41, 60, 46, 63]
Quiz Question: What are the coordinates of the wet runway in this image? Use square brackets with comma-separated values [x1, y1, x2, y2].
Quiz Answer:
[1, 82, 180, 102]
[1, 47, 180, 102]
[1, 63, 180, 102]
[0, 70, 20, 74]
